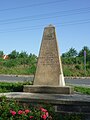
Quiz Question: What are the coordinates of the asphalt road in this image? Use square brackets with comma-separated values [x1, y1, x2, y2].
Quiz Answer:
[65, 78, 90, 87]
[0, 75, 34, 82]
[0, 75, 90, 87]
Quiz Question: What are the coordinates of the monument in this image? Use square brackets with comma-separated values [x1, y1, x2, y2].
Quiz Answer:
[24, 25, 73, 94]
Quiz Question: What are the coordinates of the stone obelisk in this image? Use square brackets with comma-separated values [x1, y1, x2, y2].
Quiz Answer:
[34, 25, 65, 86]
[24, 25, 73, 94]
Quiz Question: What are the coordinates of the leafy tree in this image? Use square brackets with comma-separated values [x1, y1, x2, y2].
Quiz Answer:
[19, 51, 28, 58]
[78, 46, 90, 62]
[79, 46, 90, 54]
[0, 51, 4, 57]
[78, 46, 89, 56]
[68, 48, 78, 57]
[28, 53, 37, 65]
[8, 50, 19, 59]
[18, 51, 29, 67]
[62, 48, 77, 58]
[62, 48, 78, 64]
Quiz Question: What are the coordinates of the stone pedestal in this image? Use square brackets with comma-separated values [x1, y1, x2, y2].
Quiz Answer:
[23, 85, 73, 94]
[24, 25, 73, 94]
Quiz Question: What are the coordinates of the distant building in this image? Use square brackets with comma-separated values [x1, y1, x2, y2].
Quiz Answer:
[2, 55, 9, 60]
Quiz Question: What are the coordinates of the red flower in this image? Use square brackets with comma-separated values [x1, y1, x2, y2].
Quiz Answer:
[45, 111, 49, 117]
[18, 110, 24, 115]
[40, 107, 49, 118]
[25, 109, 30, 114]
[30, 116, 34, 119]
[10, 110, 16, 116]
[41, 114, 47, 120]
[40, 107, 47, 112]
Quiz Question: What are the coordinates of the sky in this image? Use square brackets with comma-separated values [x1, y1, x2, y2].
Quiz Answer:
[0, 0, 90, 56]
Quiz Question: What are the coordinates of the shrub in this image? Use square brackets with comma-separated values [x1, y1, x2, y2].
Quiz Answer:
[0, 82, 32, 93]
[75, 64, 81, 70]
[3, 59, 17, 68]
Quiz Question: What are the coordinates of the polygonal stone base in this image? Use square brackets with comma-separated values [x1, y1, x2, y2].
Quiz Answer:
[23, 85, 74, 94]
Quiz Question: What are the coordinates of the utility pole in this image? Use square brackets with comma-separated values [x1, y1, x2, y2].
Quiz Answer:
[84, 50, 86, 76]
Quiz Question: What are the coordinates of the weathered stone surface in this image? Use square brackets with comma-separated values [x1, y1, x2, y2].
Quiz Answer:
[0, 92, 90, 115]
[24, 25, 73, 94]
[23, 85, 73, 94]
[34, 25, 65, 86]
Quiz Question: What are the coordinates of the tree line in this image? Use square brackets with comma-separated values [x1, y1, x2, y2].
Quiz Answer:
[0, 50, 37, 74]
[61, 46, 90, 65]
[0, 46, 90, 76]
[61, 46, 90, 76]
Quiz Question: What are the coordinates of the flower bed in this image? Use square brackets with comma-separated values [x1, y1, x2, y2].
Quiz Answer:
[0, 96, 84, 120]
[0, 96, 52, 120]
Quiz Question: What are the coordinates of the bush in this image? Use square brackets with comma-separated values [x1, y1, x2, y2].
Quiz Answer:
[0, 82, 32, 93]
[63, 68, 73, 76]
[3, 59, 17, 68]
[75, 64, 81, 70]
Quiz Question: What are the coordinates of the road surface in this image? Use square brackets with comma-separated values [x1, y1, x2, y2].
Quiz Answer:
[0, 75, 90, 87]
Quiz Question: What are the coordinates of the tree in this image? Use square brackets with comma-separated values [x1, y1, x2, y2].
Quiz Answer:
[62, 48, 77, 58]
[78, 46, 90, 56]
[0, 51, 4, 57]
[19, 51, 28, 58]
[67, 48, 78, 57]
[8, 50, 19, 59]
[78, 46, 90, 62]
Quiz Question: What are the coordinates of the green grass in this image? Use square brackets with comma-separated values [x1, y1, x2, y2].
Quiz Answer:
[74, 86, 90, 95]
[0, 82, 90, 95]
[0, 65, 36, 75]
[0, 63, 90, 76]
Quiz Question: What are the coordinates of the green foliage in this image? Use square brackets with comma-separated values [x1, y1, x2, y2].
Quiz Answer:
[0, 51, 4, 57]
[1, 82, 90, 95]
[19, 51, 28, 58]
[74, 86, 90, 95]
[0, 46, 90, 76]
[62, 48, 77, 58]
[8, 50, 19, 59]
[86, 63, 90, 69]
[78, 46, 90, 62]
[62, 57, 76, 64]
[0, 50, 37, 75]
[3, 59, 18, 67]
[63, 67, 73, 76]
[0, 97, 51, 120]
[61, 46, 90, 76]
[78, 46, 90, 56]
[0, 82, 32, 93]
[75, 64, 81, 70]
[0, 97, 84, 120]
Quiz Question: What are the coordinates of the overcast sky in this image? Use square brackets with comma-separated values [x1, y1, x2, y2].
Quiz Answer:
[0, 0, 90, 55]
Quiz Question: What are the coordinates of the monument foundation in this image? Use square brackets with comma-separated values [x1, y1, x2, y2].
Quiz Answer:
[24, 25, 73, 94]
